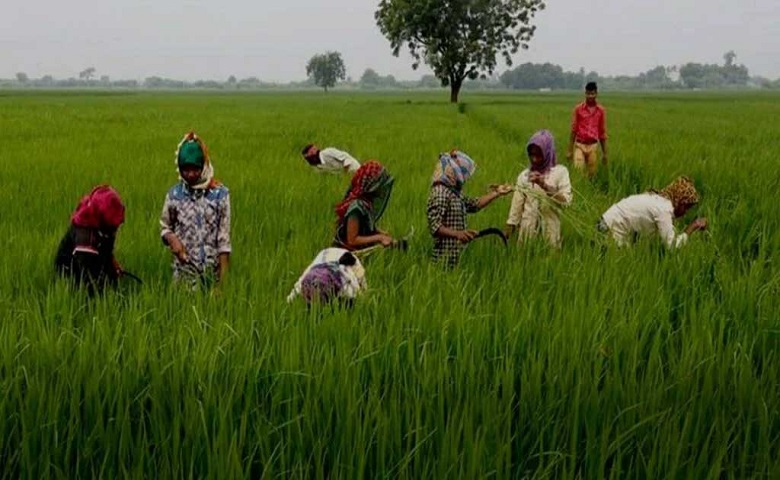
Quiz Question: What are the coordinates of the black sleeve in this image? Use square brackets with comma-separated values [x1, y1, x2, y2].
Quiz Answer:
[54, 226, 76, 273]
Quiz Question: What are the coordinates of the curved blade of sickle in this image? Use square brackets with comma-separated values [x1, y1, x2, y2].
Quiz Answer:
[121, 271, 144, 284]
[475, 227, 508, 246]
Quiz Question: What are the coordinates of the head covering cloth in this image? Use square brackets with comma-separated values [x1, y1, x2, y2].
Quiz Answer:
[335, 160, 394, 230]
[432, 150, 476, 191]
[71, 185, 125, 231]
[300, 263, 345, 304]
[526, 129, 558, 173]
[656, 176, 700, 209]
[174, 132, 219, 190]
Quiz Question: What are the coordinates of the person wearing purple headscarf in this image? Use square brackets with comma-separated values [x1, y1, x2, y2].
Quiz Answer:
[505, 130, 573, 248]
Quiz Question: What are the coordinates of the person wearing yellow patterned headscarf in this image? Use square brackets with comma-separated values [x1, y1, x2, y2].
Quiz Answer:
[598, 176, 707, 248]
[657, 176, 701, 217]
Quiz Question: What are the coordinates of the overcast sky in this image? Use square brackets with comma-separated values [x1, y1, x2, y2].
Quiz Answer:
[2, 0, 778, 82]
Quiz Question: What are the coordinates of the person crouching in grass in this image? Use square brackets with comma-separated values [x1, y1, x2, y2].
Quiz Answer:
[287, 248, 366, 308]
[160, 132, 231, 289]
[598, 176, 707, 248]
[333, 161, 397, 251]
[426, 150, 512, 268]
[55, 185, 126, 294]
[505, 130, 573, 248]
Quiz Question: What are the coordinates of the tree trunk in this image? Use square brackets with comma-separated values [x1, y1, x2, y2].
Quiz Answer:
[449, 78, 463, 103]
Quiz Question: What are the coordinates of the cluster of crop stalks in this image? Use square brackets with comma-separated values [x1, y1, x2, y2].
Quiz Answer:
[0, 91, 777, 477]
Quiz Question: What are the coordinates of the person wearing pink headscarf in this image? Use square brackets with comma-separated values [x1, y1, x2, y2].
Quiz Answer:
[55, 185, 126, 292]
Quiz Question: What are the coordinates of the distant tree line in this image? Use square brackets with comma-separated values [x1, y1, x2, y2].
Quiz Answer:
[499, 52, 765, 91]
[4, 51, 779, 91]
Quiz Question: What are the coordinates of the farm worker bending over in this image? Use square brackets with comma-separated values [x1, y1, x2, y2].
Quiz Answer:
[333, 161, 397, 251]
[160, 132, 231, 288]
[426, 150, 512, 268]
[567, 81, 608, 178]
[55, 185, 126, 294]
[302, 144, 361, 174]
[287, 248, 366, 307]
[598, 176, 707, 248]
[505, 130, 572, 248]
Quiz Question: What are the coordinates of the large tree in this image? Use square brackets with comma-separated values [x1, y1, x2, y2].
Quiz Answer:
[79, 67, 96, 81]
[305, 51, 346, 93]
[360, 68, 382, 87]
[375, 0, 545, 102]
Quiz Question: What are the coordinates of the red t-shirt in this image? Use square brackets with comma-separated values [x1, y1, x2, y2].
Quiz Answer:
[571, 102, 607, 143]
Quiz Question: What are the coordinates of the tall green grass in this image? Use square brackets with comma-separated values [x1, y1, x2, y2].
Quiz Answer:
[0, 91, 778, 478]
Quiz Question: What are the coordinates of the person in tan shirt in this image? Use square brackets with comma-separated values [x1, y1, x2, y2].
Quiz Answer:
[505, 130, 572, 247]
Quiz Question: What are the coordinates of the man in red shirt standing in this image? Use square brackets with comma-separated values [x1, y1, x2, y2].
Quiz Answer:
[567, 82, 608, 178]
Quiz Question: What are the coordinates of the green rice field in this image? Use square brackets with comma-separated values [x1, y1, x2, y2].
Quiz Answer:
[0, 90, 778, 478]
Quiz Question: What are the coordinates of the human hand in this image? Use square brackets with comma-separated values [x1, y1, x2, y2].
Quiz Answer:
[601, 154, 608, 166]
[455, 230, 478, 243]
[493, 184, 513, 196]
[529, 172, 545, 186]
[168, 236, 189, 262]
[379, 234, 395, 247]
[692, 217, 708, 231]
[566, 150, 573, 160]
[112, 258, 124, 277]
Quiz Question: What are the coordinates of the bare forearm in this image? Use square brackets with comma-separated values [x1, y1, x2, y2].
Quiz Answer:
[435, 226, 463, 240]
[476, 191, 501, 209]
[217, 253, 229, 281]
[345, 234, 383, 249]
[550, 192, 568, 203]
[163, 232, 178, 246]
[537, 181, 568, 204]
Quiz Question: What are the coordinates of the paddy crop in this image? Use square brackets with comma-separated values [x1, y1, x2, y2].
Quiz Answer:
[0, 90, 778, 478]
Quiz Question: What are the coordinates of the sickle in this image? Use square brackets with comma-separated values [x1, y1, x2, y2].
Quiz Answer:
[354, 227, 415, 257]
[121, 271, 143, 284]
[474, 227, 508, 246]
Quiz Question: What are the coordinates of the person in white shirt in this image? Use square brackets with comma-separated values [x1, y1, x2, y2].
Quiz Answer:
[301, 144, 361, 174]
[287, 248, 366, 307]
[505, 130, 573, 248]
[599, 176, 707, 248]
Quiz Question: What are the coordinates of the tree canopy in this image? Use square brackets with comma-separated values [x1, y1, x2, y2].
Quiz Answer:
[375, 0, 545, 102]
[305, 52, 347, 93]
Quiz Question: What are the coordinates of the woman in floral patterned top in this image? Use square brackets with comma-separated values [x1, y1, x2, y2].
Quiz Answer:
[160, 132, 231, 288]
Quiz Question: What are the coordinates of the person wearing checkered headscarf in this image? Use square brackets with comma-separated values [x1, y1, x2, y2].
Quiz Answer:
[427, 150, 513, 268]
[599, 176, 707, 249]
